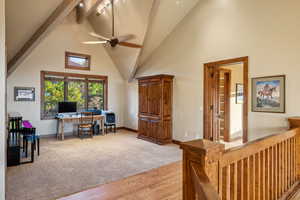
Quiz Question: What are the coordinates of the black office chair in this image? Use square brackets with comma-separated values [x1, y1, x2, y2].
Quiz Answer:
[104, 112, 116, 134]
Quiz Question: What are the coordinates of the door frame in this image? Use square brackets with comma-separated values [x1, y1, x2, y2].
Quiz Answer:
[203, 56, 249, 143]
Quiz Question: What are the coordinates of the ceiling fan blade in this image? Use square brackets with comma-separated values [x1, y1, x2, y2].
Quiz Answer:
[89, 32, 111, 41]
[118, 42, 143, 49]
[117, 34, 136, 42]
[82, 41, 108, 44]
[112, 0, 115, 37]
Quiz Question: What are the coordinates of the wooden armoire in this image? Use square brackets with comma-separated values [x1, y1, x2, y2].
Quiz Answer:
[137, 74, 174, 145]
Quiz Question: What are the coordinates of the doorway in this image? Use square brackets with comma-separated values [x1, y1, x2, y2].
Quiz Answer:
[203, 57, 248, 144]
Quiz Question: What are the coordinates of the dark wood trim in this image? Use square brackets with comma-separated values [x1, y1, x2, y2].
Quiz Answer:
[65, 51, 91, 71]
[203, 56, 249, 143]
[40, 71, 46, 120]
[251, 74, 286, 113]
[172, 140, 181, 145]
[42, 70, 108, 80]
[222, 70, 231, 142]
[136, 74, 174, 80]
[40, 71, 108, 120]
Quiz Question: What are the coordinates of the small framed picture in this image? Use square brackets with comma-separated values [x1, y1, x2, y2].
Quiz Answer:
[252, 75, 285, 113]
[14, 87, 35, 101]
[65, 51, 91, 71]
[236, 83, 243, 104]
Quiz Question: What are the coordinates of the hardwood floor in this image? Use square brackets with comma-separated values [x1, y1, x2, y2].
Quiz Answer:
[59, 160, 300, 200]
[59, 161, 182, 200]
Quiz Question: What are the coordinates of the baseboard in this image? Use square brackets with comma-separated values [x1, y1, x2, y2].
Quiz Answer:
[117, 127, 138, 132]
[172, 140, 182, 145]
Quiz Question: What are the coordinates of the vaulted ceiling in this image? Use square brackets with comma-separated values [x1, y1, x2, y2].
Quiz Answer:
[6, 0, 199, 80]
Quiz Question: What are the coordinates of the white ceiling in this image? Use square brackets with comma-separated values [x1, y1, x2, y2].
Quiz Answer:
[139, 0, 199, 65]
[88, 0, 199, 80]
[5, 0, 199, 80]
[88, 0, 154, 80]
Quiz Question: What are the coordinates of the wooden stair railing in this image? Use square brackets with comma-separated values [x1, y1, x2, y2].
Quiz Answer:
[180, 128, 300, 200]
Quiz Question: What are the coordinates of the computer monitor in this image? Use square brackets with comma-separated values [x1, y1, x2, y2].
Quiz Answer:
[58, 102, 77, 113]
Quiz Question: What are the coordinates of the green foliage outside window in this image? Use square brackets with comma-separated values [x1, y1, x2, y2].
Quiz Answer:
[44, 80, 64, 116]
[88, 82, 104, 110]
[43, 78, 105, 118]
[68, 81, 86, 111]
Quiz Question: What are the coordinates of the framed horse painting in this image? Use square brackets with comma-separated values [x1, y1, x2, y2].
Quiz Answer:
[252, 75, 285, 113]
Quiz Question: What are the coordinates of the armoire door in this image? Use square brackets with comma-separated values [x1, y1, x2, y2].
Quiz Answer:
[138, 117, 149, 137]
[139, 82, 148, 115]
[148, 119, 160, 139]
[148, 81, 161, 116]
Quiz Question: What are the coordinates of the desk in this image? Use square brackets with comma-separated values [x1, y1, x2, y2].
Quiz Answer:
[57, 115, 105, 140]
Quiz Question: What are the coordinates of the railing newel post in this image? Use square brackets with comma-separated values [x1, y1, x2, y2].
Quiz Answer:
[180, 139, 225, 200]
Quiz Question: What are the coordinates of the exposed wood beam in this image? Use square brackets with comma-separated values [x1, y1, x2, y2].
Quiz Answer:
[77, 0, 104, 24]
[7, 0, 82, 77]
[128, 0, 159, 82]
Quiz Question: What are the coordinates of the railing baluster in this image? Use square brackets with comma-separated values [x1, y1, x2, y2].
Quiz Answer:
[255, 153, 260, 200]
[243, 157, 249, 200]
[293, 137, 299, 182]
[219, 166, 223, 200]
[269, 146, 273, 200]
[260, 150, 265, 200]
[222, 167, 227, 200]
[292, 138, 295, 183]
[229, 163, 237, 200]
[277, 143, 281, 198]
[284, 140, 289, 192]
[273, 145, 278, 199]
[265, 148, 269, 200]
[237, 159, 243, 200]
[282, 141, 285, 195]
[226, 166, 230, 200]
[288, 138, 292, 187]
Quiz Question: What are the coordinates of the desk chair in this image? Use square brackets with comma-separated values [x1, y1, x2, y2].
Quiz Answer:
[22, 127, 40, 161]
[104, 112, 116, 134]
[78, 112, 94, 138]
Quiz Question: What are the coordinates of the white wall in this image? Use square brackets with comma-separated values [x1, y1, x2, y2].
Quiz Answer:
[7, 12, 125, 136]
[125, 0, 300, 142]
[0, 0, 6, 198]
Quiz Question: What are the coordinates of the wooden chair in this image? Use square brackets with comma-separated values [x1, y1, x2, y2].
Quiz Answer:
[78, 112, 94, 138]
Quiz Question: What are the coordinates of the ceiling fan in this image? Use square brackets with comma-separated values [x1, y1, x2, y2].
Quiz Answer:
[82, 0, 143, 49]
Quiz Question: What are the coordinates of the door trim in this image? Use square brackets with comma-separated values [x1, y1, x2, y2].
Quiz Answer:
[220, 69, 231, 142]
[203, 56, 249, 143]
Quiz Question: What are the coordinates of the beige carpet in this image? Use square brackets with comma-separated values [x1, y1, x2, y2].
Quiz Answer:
[6, 130, 182, 200]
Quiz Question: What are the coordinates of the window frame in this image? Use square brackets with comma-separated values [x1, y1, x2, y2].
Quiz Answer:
[41, 71, 108, 120]
[65, 51, 91, 71]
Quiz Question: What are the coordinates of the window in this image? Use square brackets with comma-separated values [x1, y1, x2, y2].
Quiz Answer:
[65, 52, 91, 71]
[41, 71, 107, 119]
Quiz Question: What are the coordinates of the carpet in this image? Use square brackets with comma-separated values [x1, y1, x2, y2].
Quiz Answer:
[6, 130, 182, 200]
